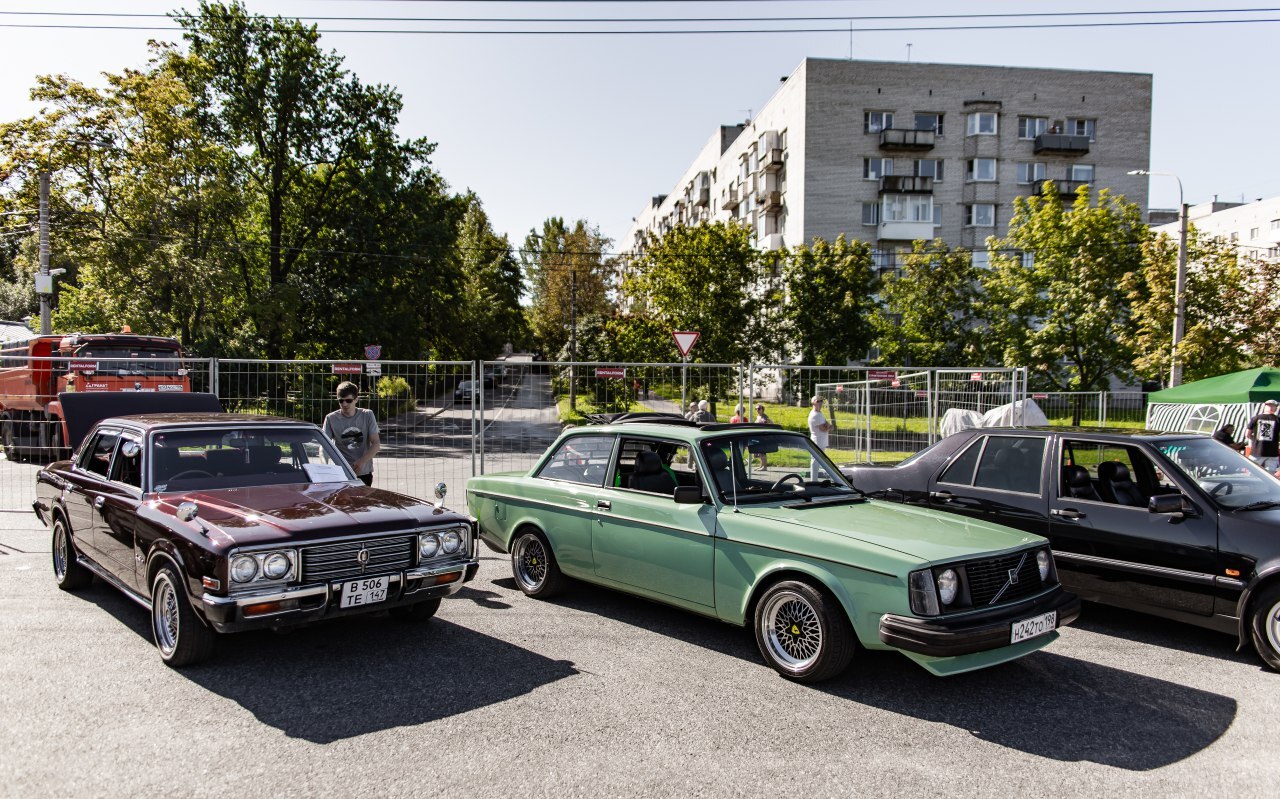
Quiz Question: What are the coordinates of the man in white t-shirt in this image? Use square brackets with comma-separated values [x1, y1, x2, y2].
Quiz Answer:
[807, 395, 832, 478]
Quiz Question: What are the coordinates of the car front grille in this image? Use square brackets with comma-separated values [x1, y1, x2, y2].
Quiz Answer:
[964, 550, 1043, 606]
[299, 534, 416, 583]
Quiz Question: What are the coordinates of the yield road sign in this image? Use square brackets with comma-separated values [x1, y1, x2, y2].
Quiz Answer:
[672, 331, 700, 359]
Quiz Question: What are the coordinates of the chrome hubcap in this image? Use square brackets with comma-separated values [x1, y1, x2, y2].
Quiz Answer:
[153, 576, 180, 656]
[52, 524, 68, 580]
[761, 591, 822, 671]
[513, 536, 547, 590]
[1266, 599, 1280, 658]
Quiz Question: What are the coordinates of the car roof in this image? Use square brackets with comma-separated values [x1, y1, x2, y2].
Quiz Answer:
[98, 412, 313, 431]
[972, 426, 1208, 441]
[564, 416, 790, 441]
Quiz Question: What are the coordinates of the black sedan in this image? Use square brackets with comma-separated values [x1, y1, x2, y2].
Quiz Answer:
[845, 428, 1280, 671]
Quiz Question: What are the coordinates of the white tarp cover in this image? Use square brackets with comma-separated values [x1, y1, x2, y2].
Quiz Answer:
[939, 408, 984, 438]
[939, 399, 1049, 438]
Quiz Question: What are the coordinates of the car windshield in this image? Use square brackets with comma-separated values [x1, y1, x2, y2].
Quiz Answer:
[699, 432, 858, 504]
[150, 426, 355, 492]
[1157, 438, 1280, 510]
[73, 346, 185, 376]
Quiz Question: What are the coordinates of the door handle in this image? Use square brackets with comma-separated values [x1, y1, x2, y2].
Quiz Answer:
[596, 500, 612, 511]
[1051, 508, 1083, 520]
[93, 496, 106, 510]
[929, 491, 953, 502]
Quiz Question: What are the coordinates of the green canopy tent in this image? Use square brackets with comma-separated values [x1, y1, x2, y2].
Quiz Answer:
[1145, 367, 1280, 435]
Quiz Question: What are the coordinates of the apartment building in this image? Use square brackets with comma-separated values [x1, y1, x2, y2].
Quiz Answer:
[624, 58, 1152, 269]
[1152, 197, 1280, 261]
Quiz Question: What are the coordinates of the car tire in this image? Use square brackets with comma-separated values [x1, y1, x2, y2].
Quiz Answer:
[51, 517, 91, 591]
[510, 529, 565, 599]
[754, 580, 855, 684]
[1249, 584, 1280, 671]
[390, 597, 442, 622]
[150, 564, 216, 667]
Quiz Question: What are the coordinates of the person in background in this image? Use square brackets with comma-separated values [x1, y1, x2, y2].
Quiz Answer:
[1246, 399, 1280, 470]
[322, 381, 381, 486]
[685, 401, 698, 421]
[1212, 423, 1246, 453]
[694, 399, 716, 424]
[807, 395, 832, 478]
[730, 404, 746, 423]
[753, 404, 773, 469]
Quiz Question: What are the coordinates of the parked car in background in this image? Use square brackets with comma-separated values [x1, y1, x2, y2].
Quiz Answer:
[35, 392, 479, 666]
[467, 413, 1078, 683]
[845, 427, 1280, 671]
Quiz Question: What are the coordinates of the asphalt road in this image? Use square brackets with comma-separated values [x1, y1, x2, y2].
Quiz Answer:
[1, 513, 1277, 798]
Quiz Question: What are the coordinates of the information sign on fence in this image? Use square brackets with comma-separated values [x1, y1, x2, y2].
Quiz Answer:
[332, 363, 362, 374]
[595, 367, 626, 378]
[868, 370, 896, 381]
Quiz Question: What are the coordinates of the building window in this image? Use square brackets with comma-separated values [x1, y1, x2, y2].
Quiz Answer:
[1251, 227, 1260, 239]
[914, 159, 943, 181]
[1020, 251, 1036, 269]
[861, 202, 880, 225]
[883, 194, 934, 223]
[1017, 162, 1047, 184]
[865, 111, 894, 133]
[1017, 116, 1048, 139]
[1066, 118, 1097, 141]
[972, 250, 990, 269]
[1230, 232, 1239, 243]
[872, 249, 894, 270]
[966, 112, 998, 135]
[966, 204, 996, 227]
[967, 158, 997, 182]
[1069, 163, 1094, 181]
[864, 157, 893, 180]
[1271, 219, 1280, 231]
[914, 112, 943, 134]
[933, 205, 943, 226]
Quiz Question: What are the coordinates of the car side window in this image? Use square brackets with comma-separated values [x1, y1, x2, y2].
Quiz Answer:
[1064, 440, 1156, 507]
[82, 431, 120, 479]
[972, 436, 1045, 494]
[613, 438, 695, 495]
[536, 435, 615, 487]
[938, 438, 983, 486]
[109, 437, 142, 489]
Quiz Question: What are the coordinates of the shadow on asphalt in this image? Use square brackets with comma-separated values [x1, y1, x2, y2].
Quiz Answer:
[74, 579, 576, 744]
[541, 580, 1238, 771]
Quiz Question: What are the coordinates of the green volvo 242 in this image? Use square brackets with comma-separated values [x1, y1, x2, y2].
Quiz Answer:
[466, 414, 1079, 683]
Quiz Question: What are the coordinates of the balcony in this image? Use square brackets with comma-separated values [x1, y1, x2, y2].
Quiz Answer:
[759, 233, 785, 251]
[878, 175, 934, 194]
[691, 186, 710, 207]
[1033, 133, 1090, 155]
[879, 128, 936, 150]
[722, 186, 740, 210]
[878, 220, 934, 242]
[758, 190, 782, 211]
[1046, 178, 1091, 196]
[761, 147, 784, 172]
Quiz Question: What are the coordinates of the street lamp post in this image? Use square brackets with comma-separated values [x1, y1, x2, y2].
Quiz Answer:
[1128, 169, 1188, 386]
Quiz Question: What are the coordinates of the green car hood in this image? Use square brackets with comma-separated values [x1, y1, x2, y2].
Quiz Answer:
[731, 499, 1042, 563]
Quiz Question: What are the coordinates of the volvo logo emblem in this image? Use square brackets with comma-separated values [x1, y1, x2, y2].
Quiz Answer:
[1007, 568, 1020, 585]
[356, 548, 370, 572]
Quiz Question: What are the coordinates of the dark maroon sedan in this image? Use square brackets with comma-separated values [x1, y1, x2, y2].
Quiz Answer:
[34, 402, 478, 667]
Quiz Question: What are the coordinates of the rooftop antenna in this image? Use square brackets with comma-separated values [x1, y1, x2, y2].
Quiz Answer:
[739, 108, 752, 123]
[906, 43, 913, 62]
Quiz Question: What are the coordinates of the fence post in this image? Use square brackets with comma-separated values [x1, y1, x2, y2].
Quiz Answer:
[210, 358, 219, 398]
[1100, 390, 1107, 428]
[473, 361, 480, 476]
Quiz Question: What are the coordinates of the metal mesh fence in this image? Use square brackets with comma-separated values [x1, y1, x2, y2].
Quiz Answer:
[1030, 391, 1148, 428]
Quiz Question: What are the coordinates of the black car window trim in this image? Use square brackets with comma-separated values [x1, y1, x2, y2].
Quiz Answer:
[936, 435, 985, 487]
[76, 426, 124, 481]
[942, 434, 1047, 496]
[107, 432, 145, 494]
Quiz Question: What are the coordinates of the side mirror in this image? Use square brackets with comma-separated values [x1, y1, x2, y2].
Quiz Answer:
[121, 441, 141, 459]
[176, 501, 200, 522]
[673, 486, 703, 504]
[433, 481, 448, 510]
[1148, 493, 1186, 521]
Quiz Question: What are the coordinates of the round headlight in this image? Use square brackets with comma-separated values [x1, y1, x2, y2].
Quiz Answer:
[230, 555, 258, 583]
[937, 568, 958, 605]
[1037, 550, 1052, 581]
[441, 529, 462, 554]
[419, 534, 440, 559]
[262, 552, 291, 580]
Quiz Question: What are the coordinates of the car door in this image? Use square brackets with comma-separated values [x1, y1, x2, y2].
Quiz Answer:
[926, 433, 1050, 536]
[66, 428, 121, 563]
[527, 434, 617, 577]
[1048, 439, 1216, 616]
[590, 438, 716, 608]
[94, 433, 145, 594]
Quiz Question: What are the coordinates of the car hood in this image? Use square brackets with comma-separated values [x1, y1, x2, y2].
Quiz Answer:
[147, 483, 467, 548]
[731, 499, 1042, 563]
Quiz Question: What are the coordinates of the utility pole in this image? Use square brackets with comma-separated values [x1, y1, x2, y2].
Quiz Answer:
[568, 267, 577, 407]
[1171, 201, 1189, 387]
[37, 173, 51, 334]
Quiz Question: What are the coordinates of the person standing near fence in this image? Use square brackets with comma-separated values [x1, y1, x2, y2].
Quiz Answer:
[323, 381, 381, 486]
[807, 395, 832, 477]
[695, 399, 716, 424]
[1246, 399, 1280, 470]
[730, 404, 746, 423]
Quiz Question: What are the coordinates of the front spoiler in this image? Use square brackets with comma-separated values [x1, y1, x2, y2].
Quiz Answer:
[201, 560, 480, 633]
[879, 588, 1081, 658]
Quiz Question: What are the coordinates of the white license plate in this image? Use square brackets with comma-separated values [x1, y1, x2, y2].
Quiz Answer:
[1010, 611, 1057, 643]
[339, 576, 389, 608]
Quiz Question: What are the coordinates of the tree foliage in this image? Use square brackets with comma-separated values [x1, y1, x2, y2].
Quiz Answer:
[874, 240, 984, 367]
[523, 217, 612, 359]
[981, 183, 1148, 390]
[781, 234, 877, 366]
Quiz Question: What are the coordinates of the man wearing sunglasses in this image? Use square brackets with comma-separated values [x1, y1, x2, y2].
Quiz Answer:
[322, 381, 381, 486]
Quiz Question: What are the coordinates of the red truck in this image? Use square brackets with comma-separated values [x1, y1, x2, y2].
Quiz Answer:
[0, 330, 190, 461]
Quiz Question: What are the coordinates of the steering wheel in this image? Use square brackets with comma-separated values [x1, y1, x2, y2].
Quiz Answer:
[1209, 481, 1234, 497]
[169, 469, 213, 481]
[769, 473, 806, 491]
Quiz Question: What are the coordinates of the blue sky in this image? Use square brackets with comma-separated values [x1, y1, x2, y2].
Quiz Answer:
[1, 1, 1276, 251]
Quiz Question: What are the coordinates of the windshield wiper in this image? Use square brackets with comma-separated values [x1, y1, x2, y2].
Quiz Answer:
[782, 495, 867, 509]
[1230, 500, 1280, 513]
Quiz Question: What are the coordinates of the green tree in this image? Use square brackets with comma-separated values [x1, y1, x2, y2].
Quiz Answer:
[1122, 228, 1249, 383]
[448, 194, 527, 360]
[782, 234, 877, 366]
[982, 183, 1148, 390]
[523, 217, 612, 359]
[874, 240, 984, 366]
